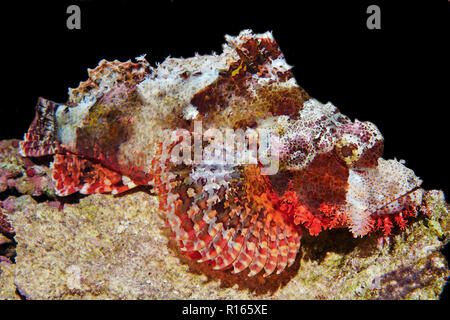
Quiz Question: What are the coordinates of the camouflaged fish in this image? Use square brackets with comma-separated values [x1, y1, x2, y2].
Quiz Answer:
[20, 30, 425, 277]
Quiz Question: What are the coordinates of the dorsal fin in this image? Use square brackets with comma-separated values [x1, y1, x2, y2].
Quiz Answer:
[20, 97, 61, 157]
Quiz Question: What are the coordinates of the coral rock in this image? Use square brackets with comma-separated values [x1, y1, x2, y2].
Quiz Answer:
[2, 186, 448, 299]
[0, 260, 20, 300]
[0, 140, 54, 198]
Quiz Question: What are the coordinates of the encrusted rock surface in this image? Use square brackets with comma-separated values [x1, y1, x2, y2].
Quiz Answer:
[0, 139, 449, 299]
[0, 139, 55, 198]
[0, 260, 19, 300]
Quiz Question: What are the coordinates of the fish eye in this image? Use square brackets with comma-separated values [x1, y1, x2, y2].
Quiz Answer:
[335, 121, 384, 168]
[335, 133, 364, 166]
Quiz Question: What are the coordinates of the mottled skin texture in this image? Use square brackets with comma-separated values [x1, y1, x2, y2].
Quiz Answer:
[20, 30, 424, 278]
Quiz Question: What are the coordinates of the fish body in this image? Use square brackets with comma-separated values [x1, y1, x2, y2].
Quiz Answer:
[20, 30, 424, 277]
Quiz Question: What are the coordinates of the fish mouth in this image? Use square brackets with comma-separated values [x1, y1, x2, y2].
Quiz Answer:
[345, 158, 424, 237]
[367, 186, 423, 218]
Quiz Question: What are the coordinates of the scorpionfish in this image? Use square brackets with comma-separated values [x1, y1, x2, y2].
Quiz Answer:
[20, 30, 424, 277]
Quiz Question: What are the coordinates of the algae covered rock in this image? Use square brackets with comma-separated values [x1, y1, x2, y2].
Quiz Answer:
[0, 260, 20, 300]
[1, 186, 448, 299]
[0, 139, 55, 198]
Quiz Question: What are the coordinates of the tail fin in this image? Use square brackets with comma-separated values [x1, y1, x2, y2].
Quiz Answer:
[20, 97, 61, 157]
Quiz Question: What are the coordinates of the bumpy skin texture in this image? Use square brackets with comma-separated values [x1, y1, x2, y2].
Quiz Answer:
[20, 30, 424, 278]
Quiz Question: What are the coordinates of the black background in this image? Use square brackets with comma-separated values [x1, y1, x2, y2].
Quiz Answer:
[1, 0, 449, 301]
